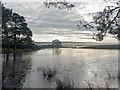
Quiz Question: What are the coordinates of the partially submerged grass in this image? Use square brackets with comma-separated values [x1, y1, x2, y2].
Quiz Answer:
[85, 80, 113, 90]
[56, 78, 114, 90]
[105, 70, 116, 80]
[41, 66, 56, 80]
[56, 77, 75, 89]
[39, 66, 117, 89]
[85, 80, 94, 89]
[2, 48, 37, 53]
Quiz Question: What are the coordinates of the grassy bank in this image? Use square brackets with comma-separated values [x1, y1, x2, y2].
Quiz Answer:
[2, 45, 63, 53]
[38, 44, 120, 49]
[2, 48, 39, 53]
[78, 45, 120, 49]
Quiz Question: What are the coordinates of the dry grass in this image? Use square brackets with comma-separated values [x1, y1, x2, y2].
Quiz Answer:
[56, 77, 75, 89]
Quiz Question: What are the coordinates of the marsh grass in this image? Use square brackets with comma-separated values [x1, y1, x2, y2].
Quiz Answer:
[41, 66, 56, 80]
[85, 80, 113, 90]
[56, 77, 75, 89]
[105, 70, 116, 80]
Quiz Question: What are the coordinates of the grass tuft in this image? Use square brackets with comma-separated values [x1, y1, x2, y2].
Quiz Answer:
[56, 77, 75, 89]
[41, 66, 56, 80]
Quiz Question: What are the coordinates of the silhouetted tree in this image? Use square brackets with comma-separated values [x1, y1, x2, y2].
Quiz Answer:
[43, 1, 74, 10]
[2, 2, 12, 51]
[52, 39, 62, 46]
[78, 1, 120, 41]
[1, 3, 34, 50]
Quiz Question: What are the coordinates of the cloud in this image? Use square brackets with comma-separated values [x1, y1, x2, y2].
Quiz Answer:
[4, 1, 118, 43]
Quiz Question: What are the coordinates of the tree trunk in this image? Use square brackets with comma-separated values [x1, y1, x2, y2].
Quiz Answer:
[13, 29, 16, 61]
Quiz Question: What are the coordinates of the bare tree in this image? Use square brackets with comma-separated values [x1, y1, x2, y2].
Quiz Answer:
[78, 0, 120, 41]
[43, 0, 74, 10]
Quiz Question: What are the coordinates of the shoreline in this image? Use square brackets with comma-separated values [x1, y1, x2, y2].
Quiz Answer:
[2, 45, 119, 54]
[1, 48, 40, 54]
[39, 45, 120, 49]
[73, 45, 120, 49]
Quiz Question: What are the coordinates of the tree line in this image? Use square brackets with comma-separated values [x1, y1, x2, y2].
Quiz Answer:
[1, 2, 37, 52]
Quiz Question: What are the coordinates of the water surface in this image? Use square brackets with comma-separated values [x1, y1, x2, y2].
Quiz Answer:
[21, 48, 118, 88]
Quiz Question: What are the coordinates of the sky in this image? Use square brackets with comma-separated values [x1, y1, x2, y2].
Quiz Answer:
[3, 0, 119, 43]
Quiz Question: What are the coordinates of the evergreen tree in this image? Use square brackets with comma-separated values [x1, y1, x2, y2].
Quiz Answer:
[1, 3, 34, 50]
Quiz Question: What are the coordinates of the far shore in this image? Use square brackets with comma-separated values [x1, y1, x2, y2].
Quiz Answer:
[73, 45, 120, 49]
[39, 44, 120, 49]
[1, 44, 119, 54]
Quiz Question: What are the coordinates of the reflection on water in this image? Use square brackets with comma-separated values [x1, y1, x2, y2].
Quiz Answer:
[2, 48, 118, 88]
[2, 52, 33, 88]
[0, 54, 2, 90]
[52, 48, 62, 55]
[23, 48, 118, 88]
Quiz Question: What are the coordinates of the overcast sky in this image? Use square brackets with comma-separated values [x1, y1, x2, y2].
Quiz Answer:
[4, 0, 118, 43]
